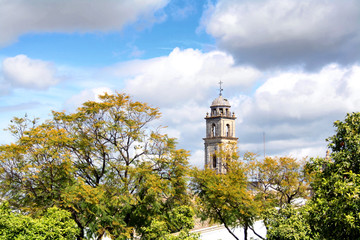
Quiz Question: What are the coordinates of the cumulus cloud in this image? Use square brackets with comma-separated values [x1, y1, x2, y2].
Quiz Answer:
[102, 48, 260, 165]
[0, 0, 168, 46]
[154, 102, 207, 167]
[250, 64, 360, 120]
[190, 149, 205, 168]
[104, 47, 360, 163]
[64, 87, 113, 112]
[107, 47, 261, 108]
[234, 64, 360, 157]
[0, 77, 11, 96]
[2, 54, 59, 89]
[203, 0, 360, 69]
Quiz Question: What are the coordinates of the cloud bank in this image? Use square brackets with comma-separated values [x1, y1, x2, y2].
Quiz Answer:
[104, 48, 360, 164]
[0, 0, 169, 46]
[203, 0, 360, 69]
[235, 64, 360, 157]
[107, 47, 261, 108]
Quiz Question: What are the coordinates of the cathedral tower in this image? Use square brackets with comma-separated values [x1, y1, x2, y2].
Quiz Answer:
[204, 84, 238, 173]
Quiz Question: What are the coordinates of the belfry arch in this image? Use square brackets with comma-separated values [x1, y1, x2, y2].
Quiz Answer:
[211, 123, 216, 137]
[212, 154, 217, 168]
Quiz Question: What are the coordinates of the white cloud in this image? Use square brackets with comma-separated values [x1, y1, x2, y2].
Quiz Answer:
[107, 47, 261, 108]
[64, 87, 113, 112]
[2, 54, 59, 89]
[235, 63, 360, 157]
[252, 64, 360, 119]
[159, 101, 206, 146]
[2, 48, 358, 166]
[0, 0, 169, 46]
[103, 48, 263, 163]
[202, 0, 360, 69]
[104, 48, 360, 162]
[190, 149, 204, 168]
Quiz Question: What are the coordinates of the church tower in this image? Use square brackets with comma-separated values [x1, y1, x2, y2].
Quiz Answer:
[204, 83, 238, 173]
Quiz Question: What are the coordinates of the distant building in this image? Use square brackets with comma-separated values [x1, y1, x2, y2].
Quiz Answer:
[203, 87, 238, 174]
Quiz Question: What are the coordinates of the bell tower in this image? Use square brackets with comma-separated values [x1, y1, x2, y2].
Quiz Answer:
[204, 82, 238, 173]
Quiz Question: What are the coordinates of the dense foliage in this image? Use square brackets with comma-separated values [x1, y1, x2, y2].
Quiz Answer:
[306, 112, 360, 239]
[264, 205, 311, 240]
[0, 202, 78, 239]
[266, 112, 360, 240]
[191, 149, 264, 240]
[0, 93, 196, 239]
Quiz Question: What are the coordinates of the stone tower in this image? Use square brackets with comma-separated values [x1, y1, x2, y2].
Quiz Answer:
[204, 90, 238, 174]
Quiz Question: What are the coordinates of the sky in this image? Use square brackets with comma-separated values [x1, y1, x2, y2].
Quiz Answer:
[1, 0, 360, 167]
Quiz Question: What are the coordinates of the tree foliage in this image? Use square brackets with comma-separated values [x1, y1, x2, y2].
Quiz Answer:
[264, 204, 311, 240]
[306, 112, 360, 239]
[0, 93, 195, 239]
[259, 112, 360, 240]
[0, 202, 78, 239]
[253, 156, 311, 208]
[191, 150, 263, 240]
[141, 205, 199, 240]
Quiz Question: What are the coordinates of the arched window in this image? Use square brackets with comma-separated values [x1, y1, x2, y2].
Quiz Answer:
[211, 123, 216, 137]
[213, 154, 217, 168]
[226, 124, 230, 137]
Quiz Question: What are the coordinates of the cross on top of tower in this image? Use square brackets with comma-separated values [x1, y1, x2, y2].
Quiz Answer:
[218, 80, 223, 96]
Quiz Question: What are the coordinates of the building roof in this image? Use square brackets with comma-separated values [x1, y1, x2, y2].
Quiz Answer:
[211, 95, 231, 107]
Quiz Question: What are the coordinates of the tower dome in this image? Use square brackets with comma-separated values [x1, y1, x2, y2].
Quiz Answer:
[211, 95, 231, 107]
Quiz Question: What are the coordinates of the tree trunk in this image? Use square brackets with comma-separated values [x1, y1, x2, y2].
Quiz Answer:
[249, 225, 265, 240]
[244, 224, 248, 240]
[223, 223, 240, 240]
[76, 228, 84, 240]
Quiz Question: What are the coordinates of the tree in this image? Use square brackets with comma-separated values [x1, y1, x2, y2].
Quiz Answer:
[0, 202, 78, 239]
[257, 113, 360, 240]
[264, 204, 311, 240]
[306, 112, 360, 239]
[191, 150, 264, 240]
[0, 93, 194, 239]
[253, 156, 311, 209]
[141, 205, 200, 240]
[249, 156, 313, 240]
[0, 118, 75, 212]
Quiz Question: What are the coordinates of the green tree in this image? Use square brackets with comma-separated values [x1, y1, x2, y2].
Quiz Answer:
[0, 93, 194, 239]
[264, 204, 311, 240]
[307, 112, 360, 239]
[141, 205, 199, 240]
[191, 150, 264, 240]
[0, 202, 78, 239]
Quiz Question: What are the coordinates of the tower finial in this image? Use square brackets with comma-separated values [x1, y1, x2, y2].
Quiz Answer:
[218, 80, 223, 96]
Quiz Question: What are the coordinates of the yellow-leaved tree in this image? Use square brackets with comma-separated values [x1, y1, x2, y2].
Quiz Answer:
[191, 145, 264, 240]
[0, 93, 197, 240]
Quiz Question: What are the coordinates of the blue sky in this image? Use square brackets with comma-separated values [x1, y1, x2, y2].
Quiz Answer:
[1, 0, 360, 166]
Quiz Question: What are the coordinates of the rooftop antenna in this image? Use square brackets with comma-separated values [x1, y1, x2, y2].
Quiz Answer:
[218, 80, 223, 96]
